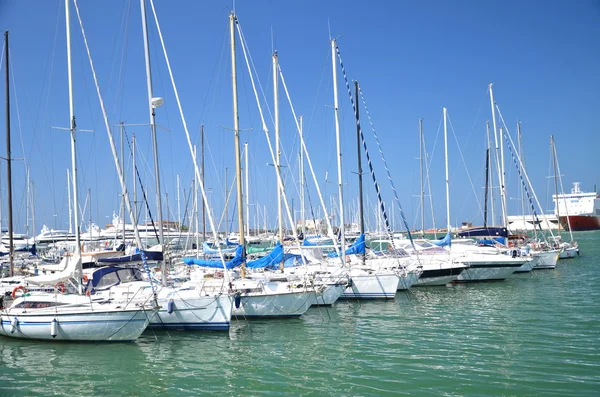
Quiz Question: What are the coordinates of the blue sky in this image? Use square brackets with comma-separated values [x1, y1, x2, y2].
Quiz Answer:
[0, 0, 599, 235]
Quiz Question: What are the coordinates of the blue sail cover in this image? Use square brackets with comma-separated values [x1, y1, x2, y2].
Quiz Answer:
[431, 232, 452, 247]
[246, 244, 307, 269]
[183, 245, 245, 269]
[246, 244, 283, 269]
[303, 238, 317, 246]
[477, 237, 507, 247]
[328, 234, 366, 258]
[202, 241, 238, 255]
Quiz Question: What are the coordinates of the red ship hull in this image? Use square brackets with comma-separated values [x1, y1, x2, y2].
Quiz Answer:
[559, 215, 600, 231]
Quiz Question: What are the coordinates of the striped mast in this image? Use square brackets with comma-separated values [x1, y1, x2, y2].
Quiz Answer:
[330, 38, 346, 263]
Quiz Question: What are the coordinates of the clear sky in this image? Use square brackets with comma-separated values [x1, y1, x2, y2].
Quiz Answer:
[0, 0, 599, 236]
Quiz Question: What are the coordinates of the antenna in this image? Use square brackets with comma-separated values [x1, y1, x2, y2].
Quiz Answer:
[327, 18, 332, 40]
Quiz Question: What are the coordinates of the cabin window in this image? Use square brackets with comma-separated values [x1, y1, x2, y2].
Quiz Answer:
[116, 269, 138, 283]
[96, 272, 120, 289]
[13, 301, 60, 309]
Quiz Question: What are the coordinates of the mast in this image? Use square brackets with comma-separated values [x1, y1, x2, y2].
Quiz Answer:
[486, 121, 496, 225]
[443, 107, 451, 235]
[299, 115, 305, 236]
[65, 0, 81, 259]
[67, 169, 72, 234]
[176, 174, 180, 231]
[132, 133, 137, 224]
[273, 51, 284, 256]
[551, 135, 561, 236]
[229, 12, 246, 276]
[355, 81, 365, 265]
[489, 83, 506, 226]
[140, 0, 165, 285]
[224, 166, 228, 237]
[273, 50, 284, 271]
[120, 121, 125, 244]
[201, 125, 206, 244]
[419, 119, 425, 236]
[517, 122, 526, 231]
[4, 30, 14, 276]
[483, 146, 490, 228]
[331, 39, 346, 262]
[499, 126, 508, 227]
[245, 141, 250, 237]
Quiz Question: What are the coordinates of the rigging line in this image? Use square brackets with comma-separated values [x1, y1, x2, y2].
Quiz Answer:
[148, 0, 230, 271]
[236, 18, 310, 263]
[73, 0, 157, 300]
[344, 67, 417, 255]
[8, 56, 28, 172]
[278, 63, 342, 260]
[495, 103, 555, 242]
[335, 46, 400, 250]
[122, 128, 160, 242]
[447, 113, 484, 219]
[112, 0, 132, 120]
[196, 24, 229, 132]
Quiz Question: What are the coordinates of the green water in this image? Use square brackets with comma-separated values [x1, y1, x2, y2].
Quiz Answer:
[1, 232, 599, 396]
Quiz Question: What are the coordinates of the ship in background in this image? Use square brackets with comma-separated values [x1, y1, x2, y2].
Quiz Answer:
[553, 182, 600, 231]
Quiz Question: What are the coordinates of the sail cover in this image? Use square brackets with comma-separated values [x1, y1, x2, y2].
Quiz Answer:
[183, 245, 244, 269]
[431, 232, 452, 247]
[328, 234, 366, 257]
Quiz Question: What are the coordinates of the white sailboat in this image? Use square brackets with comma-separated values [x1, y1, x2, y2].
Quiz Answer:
[1, 2, 157, 341]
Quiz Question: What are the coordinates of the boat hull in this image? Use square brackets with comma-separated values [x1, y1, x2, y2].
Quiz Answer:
[559, 247, 580, 259]
[559, 215, 600, 231]
[232, 291, 313, 318]
[311, 283, 345, 306]
[340, 273, 399, 299]
[0, 308, 153, 341]
[149, 293, 233, 331]
[455, 262, 520, 282]
[397, 270, 421, 290]
[532, 250, 560, 270]
[414, 266, 463, 286]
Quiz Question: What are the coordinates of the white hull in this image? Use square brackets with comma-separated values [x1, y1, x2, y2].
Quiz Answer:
[0, 302, 154, 341]
[514, 258, 536, 273]
[150, 292, 233, 331]
[397, 270, 421, 290]
[232, 290, 314, 318]
[532, 250, 560, 269]
[341, 273, 399, 299]
[559, 247, 579, 259]
[311, 283, 345, 306]
[455, 263, 519, 282]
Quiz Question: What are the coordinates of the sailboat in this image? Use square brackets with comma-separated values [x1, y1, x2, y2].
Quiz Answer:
[549, 135, 579, 259]
[0, 1, 157, 341]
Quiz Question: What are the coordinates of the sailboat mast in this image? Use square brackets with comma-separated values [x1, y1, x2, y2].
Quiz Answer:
[140, 0, 165, 258]
[299, 115, 305, 236]
[120, 121, 125, 244]
[486, 121, 496, 225]
[4, 30, 14, 276]
[489, 83, 506, 226]
[132, 133, 137, 224]
[355, 81, 365, 265]
[331, 39, 346, 261]
[484, 147, 490, 228]
[419, 119, 425, 236]
[517, 122, 526, 231]
[201, 125, 206, 243]
[67, 169, 72, 234]
[551, 135, 560, 234]
[229, 13, 246, 276]
[355, 81, 364, 235]
[245, 141, 250, 237]
[443, 107, 451, 234]
[65, 0, 81, 257]
[272, 51, 284, 250]
[140, 0, 168, 284]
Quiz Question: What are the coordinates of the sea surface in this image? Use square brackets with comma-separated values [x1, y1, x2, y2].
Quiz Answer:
[1, 232, 599, 396]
